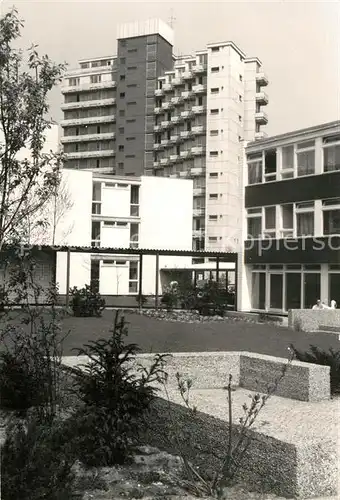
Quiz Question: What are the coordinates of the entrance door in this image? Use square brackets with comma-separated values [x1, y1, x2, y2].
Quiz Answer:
[269, 273, 283, 310]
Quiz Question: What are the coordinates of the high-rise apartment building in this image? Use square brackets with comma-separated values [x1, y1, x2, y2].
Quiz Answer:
[60, 20, 174, 175]
[151, 43, 269, 255]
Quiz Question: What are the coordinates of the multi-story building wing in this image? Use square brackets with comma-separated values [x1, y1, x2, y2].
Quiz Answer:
[60, 20, 174, 176]
[239, 120, 340, 313]
[151, 42, 269, 256]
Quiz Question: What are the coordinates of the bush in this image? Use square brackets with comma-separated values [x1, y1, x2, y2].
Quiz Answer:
[194, 281, 229, 316]
[290, 344, 340, 395]
[69, 284, 105, 317]
[1, 415, 75, 500]
[70, 310, 168, 466]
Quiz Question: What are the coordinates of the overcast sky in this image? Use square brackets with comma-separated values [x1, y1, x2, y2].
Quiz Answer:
[2, 0, 340, 136]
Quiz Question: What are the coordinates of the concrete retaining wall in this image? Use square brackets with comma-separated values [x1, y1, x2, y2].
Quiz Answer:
[288, 309, 340, 332]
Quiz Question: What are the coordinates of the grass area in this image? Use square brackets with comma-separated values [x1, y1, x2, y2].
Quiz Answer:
[1, 308, 339, 357]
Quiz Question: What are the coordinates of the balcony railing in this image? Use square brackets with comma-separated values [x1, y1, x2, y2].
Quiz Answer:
[153, 125, 162, 132]
[163, 83, 173, 92]
[255, 92, 269, 105]
[182, 70, 193, 79]
[181, 110, 193, 118]
[191, 146, 205, 156]
[170, 134, 180, 142]
[162, 101, 174, 110]
[61, 115, 115, 127]
[160, 158, 170, 165]
[62, 81, 117, 93]
[155, 88, 164, 97]
[180, 150, 192, 159]
[181, 90, 194, 99]
[193, 208, 205, 217]
[61, 132, 115, 143]
[192, 64, 207, 74]
[192, 84, 207, 94]
[61, 98, 116, 110]
[170, 154, 180, 162]
[192, 105, 205, 115]
[161, 139, 170, 146]
[255, 111, 268, 124]
[65, 149, 115, 159]
[193, 187, 206, 196]
[171, 96, 183, 105]
[154, 107, 162, 114]
[153, 143, 163, 150]
[160, 120, 172, 128]
[171, 115, 182, 123]
[192, 229, 205, 238]
[172, 77, 184, 86]
[191, 166, 205, 176]
[256, 72, 269, 86]
[180, 130, 193, 139]
[254, 131, 268, 140]
[192, 125, 205, 135]
[153, 161, 161, 168]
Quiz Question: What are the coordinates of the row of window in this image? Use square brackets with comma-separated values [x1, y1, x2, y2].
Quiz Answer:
[247, 197, 340, 239]
[247, 135, 340, 184]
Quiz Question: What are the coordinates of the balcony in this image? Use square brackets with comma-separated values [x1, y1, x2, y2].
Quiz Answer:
[180, 150, 192, 159]
[160, 158, 170, 166]
[61, 98, 116, 110]
[191, 166, 205, 176]
[61, 132, 115, 143]
[256, 72, 269, 86]
[255, 92, 269, 105]
[181, 110, 193, 119]
[182, 70, 193, 80]
[192, 105, 205, 115]
[192, 84, 207, 94]
[254, 131, 268, 140]
[65, 149, 115, 160]
[154, 107, 162, 114]
[161, 120, 172, 129]
[255, 111, 268, 124]
[153, 143, 163, 150]
[180, 130, 193, 139]
[155, 88, 164, 97]
[192, 125, 205, 135]
[171, 96, 183, 105]
[61, 115, 115, 127]
[170, 154, 180, 162]
[163, 83, 173, 92]
[191, 146, 205, 156]
[161, 139, 170, 146]
[153, 124, 161, 132]
[172, 77, 184, 86]
[62, 81, 116, 93]
[193, 208, 205, 217]
[170, 134, 181, 143]
[192, 64, 207, 74]
[193, 187, 206, 197]
[153, 160, 160, 168]
[181, 90, 194, 99]
[171, 115, 182, 124]
[193, 229, 205, 238]
[179, 171, 189, 178]
[162, 101, 174, 110]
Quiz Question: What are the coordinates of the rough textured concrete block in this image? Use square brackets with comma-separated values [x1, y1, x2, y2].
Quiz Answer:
[288, 309, 340, 332]
[239, 352, 330, 402]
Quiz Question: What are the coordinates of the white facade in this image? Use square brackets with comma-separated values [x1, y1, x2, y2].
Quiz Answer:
[152, 41, 269, 256]
[53, 169, 193, 296]
[117, 19, 174, 46]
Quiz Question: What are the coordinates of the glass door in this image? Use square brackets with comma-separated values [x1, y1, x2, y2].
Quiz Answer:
[269, 273, 283, 310]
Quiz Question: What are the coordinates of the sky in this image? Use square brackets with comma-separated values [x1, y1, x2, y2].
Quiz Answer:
[2, 0, 340, 136]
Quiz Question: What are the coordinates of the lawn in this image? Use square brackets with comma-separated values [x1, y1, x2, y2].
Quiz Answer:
[58, 310, 339, 357]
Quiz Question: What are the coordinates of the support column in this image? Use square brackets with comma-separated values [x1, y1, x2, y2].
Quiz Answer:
[138, 253, 143, 310]
[216, 256, 220, 286]
[65, 248, 71, 307]
[234, 257, 238, 311]
[155, 253, 159, 309]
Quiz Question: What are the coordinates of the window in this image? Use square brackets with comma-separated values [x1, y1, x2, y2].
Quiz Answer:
[239, 74, 243, 82]
[264, 149, 277, 182]
[120, 57, 126, 64]
[126, 136, 135, 141]
[119, 110, 125, 116]
[280, 204, 294, 238]
[209, 151, 218, 157]
[322, 198, 340, 235]
[239, 115, 242, 123]
[127, 101, 137, 106]
[296, 201, 314, 237]
[211, 88, 219, 94]
[264, 206, 276, 238]
[323, 135, 340, 172]
[125, 154, 135, 158]
[211, 67, 219, 72]
[210, 130, 218, 136]
[126, 118, 136, 123]
[120, 75, 125, 81]
[127, 83, 137, 88]
[209, 193, 218, 199]
[128, 48, 137, 53]
[329, 273, 340, 308]
[120, 92, 125, 98]
[116, 221, 127, 226]
[91, 221, 101, 245]
[119, 127, 124, 134]
[239, 95, 242, 102]
[209, 172, 218, 178]
[247, 208, 262, 239]
[304, 273, 320, 309]
[209, 215, 218, 221]
[247, 153, 262, 185]
[127, 66, 137, 70]
[69, 78, 79, 86]
[118, 145, 124, 151]
[209, 237, 217, 242]
[211, 46, 220, 52]
[210, 109, 219, 115]
[130, 223, 139, 248]
[281, 145, 294, 179]
[296, 140, 315, 176]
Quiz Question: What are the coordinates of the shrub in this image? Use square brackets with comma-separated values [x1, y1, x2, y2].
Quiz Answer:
[70, 310, 169, 466]
[195, 281, 229, 316]
[1, 415, 75, 500]
[161, 282, 179, 311]
[69, 284, 105, 317]
[290, 344, 340, 395]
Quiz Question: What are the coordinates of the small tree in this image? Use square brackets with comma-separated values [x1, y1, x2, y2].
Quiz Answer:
[0, 8, 66, 250]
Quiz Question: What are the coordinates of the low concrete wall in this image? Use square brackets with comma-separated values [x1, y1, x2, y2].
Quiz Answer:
[239, 352, 330, 402]
[288, 309, 340, 332]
